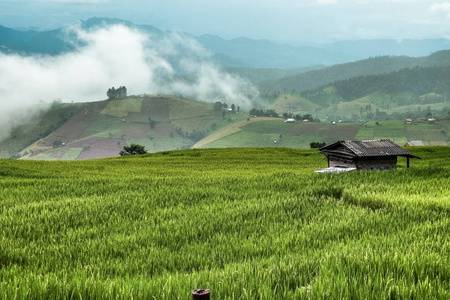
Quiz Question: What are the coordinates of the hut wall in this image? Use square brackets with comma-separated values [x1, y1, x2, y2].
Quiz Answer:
[355, 157, 397, 170]
[328, 155, 356, 168]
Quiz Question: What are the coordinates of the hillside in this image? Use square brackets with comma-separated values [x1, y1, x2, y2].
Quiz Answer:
[306, 65, 450, 121]
[0, 102, 85, 158]
[256, 58, 450, 123]
[259, 50, 450, 94]
[15, 95, 231, 160]
[1, 147, 449, 298]
[195, 119, 450, 149]
[3, 91, 449, 161]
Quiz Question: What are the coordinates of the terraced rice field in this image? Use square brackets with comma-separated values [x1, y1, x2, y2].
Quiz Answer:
[1, 146, 449, 299]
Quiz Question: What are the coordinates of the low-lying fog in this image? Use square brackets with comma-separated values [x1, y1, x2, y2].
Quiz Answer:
[0, 24, 256, 140]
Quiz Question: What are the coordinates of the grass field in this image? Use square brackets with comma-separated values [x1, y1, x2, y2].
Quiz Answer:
[102, 97, 144, 118]
[268, 94, 320, 115]
[201, 119, 449, 149]
[169, 97, 222, 133]
[1, 146, 449, 299]
[199, 120, 363, 149]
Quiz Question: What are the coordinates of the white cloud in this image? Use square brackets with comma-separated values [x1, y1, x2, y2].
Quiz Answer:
[315, 0, 338, 5]
[32, 0, 107, 2]
[0, 0, 108, 2]
[0, 24, 255, 140]
[429, 2, 450, 18]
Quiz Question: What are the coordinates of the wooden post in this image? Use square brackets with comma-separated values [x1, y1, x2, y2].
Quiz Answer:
[192, 289, 210, 300]
[407, 157, 410, 168]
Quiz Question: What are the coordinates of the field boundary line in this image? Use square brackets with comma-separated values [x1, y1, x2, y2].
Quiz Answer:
[192, 117, 280, 148]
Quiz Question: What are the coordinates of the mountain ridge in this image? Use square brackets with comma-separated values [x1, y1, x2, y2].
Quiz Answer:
[1, 17, 450, 68]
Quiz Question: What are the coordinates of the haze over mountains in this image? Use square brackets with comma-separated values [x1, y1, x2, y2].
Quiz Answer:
[2, 17, 450, 68]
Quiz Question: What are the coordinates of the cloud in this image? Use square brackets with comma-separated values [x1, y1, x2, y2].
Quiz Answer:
[24, 0, 108, 2]
[314, 0, 338, 5]
[429, 2, 450, 18]
[0, 24, 255, 140]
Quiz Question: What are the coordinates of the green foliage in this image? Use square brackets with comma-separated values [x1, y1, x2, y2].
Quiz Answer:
[0, 147, 449, 298]
[249, 108, 279, 117]
[107, 86, 127, 100]
[331, 66, 450, 101]
[261, 51, 450, 96]
[119, 143, 147, 156]
[52, 140, 63, 148]
[214, 101, 223, 111]
[310, 142, 326, 148]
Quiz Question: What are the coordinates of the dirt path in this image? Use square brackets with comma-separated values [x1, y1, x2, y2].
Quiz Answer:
[192, 117, 280, 148]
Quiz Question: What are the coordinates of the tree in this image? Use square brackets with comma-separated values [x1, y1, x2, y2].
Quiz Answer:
[53, 140, 63, 148]
[107, 86, 127, 100]
[302, 114, 313, 121]
[310, 142, 326, 148]
[214, 101, 223, 111]
[119, 143, 147, 156]
[148, 117, 156, 129]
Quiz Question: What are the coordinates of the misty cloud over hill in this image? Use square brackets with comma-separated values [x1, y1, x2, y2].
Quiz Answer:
[0, 20, 256, 140]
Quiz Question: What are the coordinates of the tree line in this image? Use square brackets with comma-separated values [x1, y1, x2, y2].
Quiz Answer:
[330, 66, 450, 101]
[107, 86, 127, 100]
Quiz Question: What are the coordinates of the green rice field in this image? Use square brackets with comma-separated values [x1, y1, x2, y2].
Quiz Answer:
[0, 146, 449, 299]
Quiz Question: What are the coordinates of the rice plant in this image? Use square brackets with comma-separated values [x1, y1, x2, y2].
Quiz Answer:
[0, 146, 449, 299]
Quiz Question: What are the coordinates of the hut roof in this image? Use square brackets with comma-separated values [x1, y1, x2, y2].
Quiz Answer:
[405, 140, 425, 147]
[319, 139, 420, 159]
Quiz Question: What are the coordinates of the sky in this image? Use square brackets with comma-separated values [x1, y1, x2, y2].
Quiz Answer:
[1, 0, 450, 44]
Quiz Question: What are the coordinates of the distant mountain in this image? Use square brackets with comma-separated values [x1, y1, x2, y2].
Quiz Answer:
[196, 34, 348, 68]
[1, 17, 450, 68]
[325, 39, 450, 61]
[260, 50, 450, 94]
[0, 25, 76, 55]
[223, 66, 326, 84]
[262, 63, 450, 123]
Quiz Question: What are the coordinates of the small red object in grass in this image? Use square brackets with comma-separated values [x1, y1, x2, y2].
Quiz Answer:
[192, 289, 210, 300]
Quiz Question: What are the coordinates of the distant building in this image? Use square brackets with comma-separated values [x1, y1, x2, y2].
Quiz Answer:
[404, 140, 425, 147]
[428, 118, 436, 124]
[406, 118, 412, 125]
[316, 139, 420, 171]
[284, 118, 296, 123]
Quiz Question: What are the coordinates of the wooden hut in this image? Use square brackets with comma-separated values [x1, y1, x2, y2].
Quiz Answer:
[318, 139, 420, 170]
[404, 140, 425, 147]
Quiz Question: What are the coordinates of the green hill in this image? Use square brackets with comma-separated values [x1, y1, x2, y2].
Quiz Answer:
[257, 64, 450, 122]
[1, 147, 449, 298]
[9, 95, 233, 160]
[195, 119, 449, 149]
[267, 94, 320, 115]
[259, 50, 450, 96]
[0, 102, 85, 159]
[3, 95, 449, 160]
